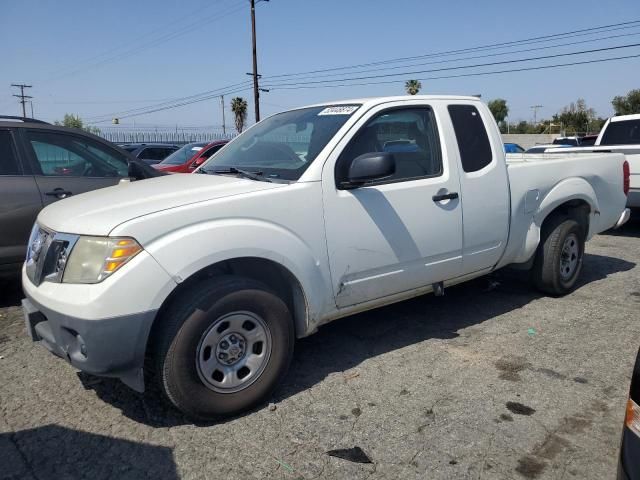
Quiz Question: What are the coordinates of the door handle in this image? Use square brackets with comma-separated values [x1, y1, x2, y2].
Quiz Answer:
[45, 188, 73, 199]
[432, 192, 459, 202]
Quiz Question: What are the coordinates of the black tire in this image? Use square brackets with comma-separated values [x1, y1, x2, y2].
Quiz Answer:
[532, 215, 585, 296]
[154, 276, 294, 419]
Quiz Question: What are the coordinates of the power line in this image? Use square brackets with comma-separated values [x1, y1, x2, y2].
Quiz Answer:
[264, 29, 640, 83]
[262, 43, 640, 88]
[81, 21, 640, 123]
[88, 50, 640, 123]
[261, 53, 640, 91]
[11, 84, 33, 117]
[45, 1, 247, 82]
[84, 80, 253, 121]
[89, 84, 253, 123]
[262, 20, 640, 80]
[42, 0, 235, 81]
[42, 29, 640, 110]
[87, 50, 640, 122]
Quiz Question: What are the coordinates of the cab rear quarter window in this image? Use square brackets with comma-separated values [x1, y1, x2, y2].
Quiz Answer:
[448, 104, 493, 173]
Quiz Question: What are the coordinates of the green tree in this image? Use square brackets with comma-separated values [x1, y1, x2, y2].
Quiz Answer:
[231, 97, 248, 133]
[612, 89, 640, 115]
[488, 99, 509, 132]
[552, 99, 596, 134]
[404, 79, 422, 95]
[54, 113, 101, 135]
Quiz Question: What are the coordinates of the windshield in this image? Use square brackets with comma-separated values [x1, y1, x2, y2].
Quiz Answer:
[201, 105, 360, 180]
[160, 142, 207, 165]
[600, 119, 640, 145]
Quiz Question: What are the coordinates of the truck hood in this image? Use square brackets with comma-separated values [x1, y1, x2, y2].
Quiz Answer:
[37, 174, 285, 235]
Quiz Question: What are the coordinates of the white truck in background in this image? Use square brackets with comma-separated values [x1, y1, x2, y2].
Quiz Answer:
[547, 113, 640, 208]
[21, 96, 630, 419]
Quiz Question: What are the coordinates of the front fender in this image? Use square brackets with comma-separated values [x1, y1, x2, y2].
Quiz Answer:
[143, 218, 333, 332]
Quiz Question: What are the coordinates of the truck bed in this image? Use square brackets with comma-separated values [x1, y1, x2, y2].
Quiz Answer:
[540, 145, 640, 207]
[500, 152, 627, 267]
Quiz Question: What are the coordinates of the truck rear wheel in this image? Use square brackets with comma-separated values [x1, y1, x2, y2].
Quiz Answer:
[532, 216, 585, 296]
[154, 276, 294, 419]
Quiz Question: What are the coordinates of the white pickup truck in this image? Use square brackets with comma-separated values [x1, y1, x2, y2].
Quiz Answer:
[22, 96, 630, 419]
[546, 113, 640, 208]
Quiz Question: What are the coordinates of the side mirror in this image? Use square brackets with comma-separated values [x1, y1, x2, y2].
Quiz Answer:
[341, 152, 395, 189]
[127, 159, 167, 180]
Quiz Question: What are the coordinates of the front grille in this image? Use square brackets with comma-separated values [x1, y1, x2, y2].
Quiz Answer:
[26, 226, 78, 285]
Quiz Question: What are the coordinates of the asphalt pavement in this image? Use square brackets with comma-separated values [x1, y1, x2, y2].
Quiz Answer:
[1, 218, 639, 480]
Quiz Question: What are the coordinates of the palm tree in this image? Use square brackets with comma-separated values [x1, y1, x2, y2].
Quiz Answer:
[231, 97, 248, 133]
[405, 80, 422, 96]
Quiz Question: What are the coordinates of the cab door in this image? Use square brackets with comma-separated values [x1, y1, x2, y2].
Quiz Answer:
[446, 103, 510, 273]
[21, 129, 129, 207]
[322, 102, 464, 308]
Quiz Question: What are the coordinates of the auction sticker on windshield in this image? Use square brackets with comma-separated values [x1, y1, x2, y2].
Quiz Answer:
[318, 105, 359, 116]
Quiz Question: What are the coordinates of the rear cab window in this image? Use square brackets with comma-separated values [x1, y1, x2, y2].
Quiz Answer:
[448, 104, 493, 173]
[600, 119, 640, 145]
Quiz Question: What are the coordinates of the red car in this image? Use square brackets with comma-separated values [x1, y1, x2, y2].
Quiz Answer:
[153, 140, 228, 173]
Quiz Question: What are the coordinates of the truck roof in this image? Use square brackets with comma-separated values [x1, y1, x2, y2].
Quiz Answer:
[611, 113, 640, 122]
[303, 95, 483, 109]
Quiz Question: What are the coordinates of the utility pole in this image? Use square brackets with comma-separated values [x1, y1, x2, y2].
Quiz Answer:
[220, 95, 226, 135]
[530, 105, 543, 125]
[29, 100, 34, 118]
[249, 0, 268, 123]
[11, 84, 33, 118]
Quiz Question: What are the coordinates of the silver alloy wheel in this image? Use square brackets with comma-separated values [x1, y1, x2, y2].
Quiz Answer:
[559, 233, 580, 280]
[196, 311, 272, 393]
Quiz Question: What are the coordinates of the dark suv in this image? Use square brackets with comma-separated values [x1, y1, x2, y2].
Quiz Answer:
[0, 116, 137, 276]
[118, 143, 179, 165]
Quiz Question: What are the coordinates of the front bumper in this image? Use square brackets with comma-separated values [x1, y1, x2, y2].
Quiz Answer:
[618, 427, 640, 480]
[22, 295, 157, 392]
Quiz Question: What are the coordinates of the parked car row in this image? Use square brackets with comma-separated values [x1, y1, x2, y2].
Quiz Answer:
[118, 143, 180, 165]
[153, 140, 228, 173]
[543, 113, 640, 208]
[0, 115, 225, 277]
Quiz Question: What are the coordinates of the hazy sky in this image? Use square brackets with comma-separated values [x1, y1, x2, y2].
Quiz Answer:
[2, 0, 639, 128]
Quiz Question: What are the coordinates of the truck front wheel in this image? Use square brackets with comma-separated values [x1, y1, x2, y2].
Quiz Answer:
[154, 276, 294, 419]
[532, 216, 585, 296]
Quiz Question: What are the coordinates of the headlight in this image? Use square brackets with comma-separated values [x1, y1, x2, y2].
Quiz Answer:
[62, 237, 142, 284]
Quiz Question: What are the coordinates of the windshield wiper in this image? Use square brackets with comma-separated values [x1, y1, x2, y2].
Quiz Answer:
[212, 167, 272, 183]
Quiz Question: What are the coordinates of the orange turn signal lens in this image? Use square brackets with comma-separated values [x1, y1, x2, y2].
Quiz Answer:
[626, 398, 640, 437]
[104, 239, 142, 274]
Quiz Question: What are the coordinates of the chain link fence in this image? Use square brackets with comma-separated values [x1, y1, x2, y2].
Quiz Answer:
[95, 128, 236, 145]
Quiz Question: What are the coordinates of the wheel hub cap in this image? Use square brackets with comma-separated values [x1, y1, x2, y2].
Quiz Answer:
[216, 333, 246, 365]
[560, 233, 580, 280]
[196, 311, 272, 393]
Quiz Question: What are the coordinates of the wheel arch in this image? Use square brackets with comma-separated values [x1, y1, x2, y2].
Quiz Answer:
[510, 180, 595, 266]
[147, 257, 312, 359]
